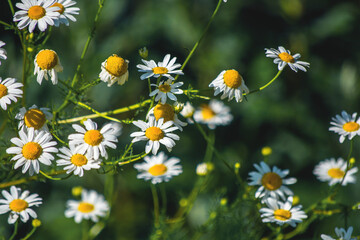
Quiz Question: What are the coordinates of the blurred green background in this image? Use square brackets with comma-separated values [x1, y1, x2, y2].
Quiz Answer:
[0, 0, 360, 239]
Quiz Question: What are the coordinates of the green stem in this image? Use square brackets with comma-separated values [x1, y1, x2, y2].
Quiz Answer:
[39, 170, 63, 180]
[116, 152, 148, 166]
[21, 227, 37, 240]
[9, 221, 18, 240]
[7, 0, 15, 15]
[246, 70, 283, 95]
[0, 20, 12, 28]
[340, 139, 354, 186]
[151, 184, 160, 228]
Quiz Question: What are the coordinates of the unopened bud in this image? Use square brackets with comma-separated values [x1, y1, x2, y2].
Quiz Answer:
[139, 47, 148, 59]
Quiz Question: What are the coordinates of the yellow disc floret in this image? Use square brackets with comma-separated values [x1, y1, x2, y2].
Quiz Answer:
[71, 154, 88, 167]
[153, 103, 175, 122]
[148, 164, 168, 176]
[158, 83, 171, 93]
[51, 3, 65, 14]
[84, 130, 103, 146]
[145, 127, 164, 141]
[0, 84, 8, 98]
[343, 122, 360, 132]
[28, 6, 46, 20]
[105, 54, 128, 77]
[327, 168, 345, 179]
[278, 52, 295, 63]
[261, 172, 282, 191]
[22, 142, 43, 160]
[77, 202, 95, 213]
[274, 209, 292, 221]
[24, 109, 46, 130]
[152, 67, 168, 75]
[9, 199, 29, 212]
[36, 50, 58, 70]
[223, 70, 242, 89]
[201, 104, 216, 120]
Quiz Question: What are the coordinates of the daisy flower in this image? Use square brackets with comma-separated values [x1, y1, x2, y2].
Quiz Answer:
[15, 104, 52, 131]
[134, 152, 183, 184]
[193, 100, 233, 129]
[313, 158, 358, 186]
[13, 0, 60, 33]
[65, 189, 109, 223]
[136, 54, 184, 80]
[0, 77, 23, 110]
[0, 41, 7, 65]
[0, 186, 42, 224]
[56, 146, 101, 177]
[196, 162, 214, 176]
[260, 196, 307, 227]
[265, 46, 310, 72]
[68, 119, 118, 160]
[248, 161, 297, 202]
[131, 116, 180, 155]
[99, 54, 129, 86]
[329, 111, 360, 143]
[321, 227, 355, 240]
[149, 79, 184, 104]
[147, 103, 187, 131]
[34, 49, 63, 85]
[52, 0, 80, 26]
[209, 69, 249, 103]
[6, 128, 58, 176]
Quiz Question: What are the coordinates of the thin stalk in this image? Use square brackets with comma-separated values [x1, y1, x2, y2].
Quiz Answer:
[9, 221, 18, 240]
[7, 0, 15, 15]
[117, 152, 148, 166]
[151, 184, 160, 228]
[21, 227, 37, 240]
[246, 70, 283, 95]
[0, 20, 12, 28]
[340, 139, 354, 186]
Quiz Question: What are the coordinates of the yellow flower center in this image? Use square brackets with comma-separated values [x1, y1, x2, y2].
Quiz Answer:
[145, 127, 164, 141]
[22, 142, 43, 160]
[261, 172, 282, 191]
[153, 103, 175, 122]
[342, 122, 360, 132]
[28, 6, 46, 20]
[0, 84, 8, 98]
[223, 70, 242, 89]
[148, 164, 168, 176]
[77, 202, 95, 213]
[158, 83, 171, 93]
[70, 154, 88, 167]
[152, 67, 168, 75]
[201, 104, 216, 120]
[36, 50, 58, 70]
[24, 108, 46, 130]
[278, 52, 295, 63]
[84, 130, 103, 146]
[327, 168, 345, 179]
[274, 209, 292, 221]
[51, 3, 65, 14]
[9, 199, 28, 212]
[105, 54, 128, 77]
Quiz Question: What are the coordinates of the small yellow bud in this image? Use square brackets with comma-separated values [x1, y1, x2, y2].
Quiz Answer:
[206, 163, 214, 171]
[261, 146, 272, 156]
[179, 198, 188, 207]
[174, 102, 184, 114]
[139, 47, 148, 59]
[350, 157, 355, 166]
[292, 195, 300, 205]
[234, 162, 241, 169]
[27, 47, 34, 52]
[209, 212, 217, 219]
[32, 219, 41, 227]
[72, 186, 83, 197]
[220, 198, 227, 206]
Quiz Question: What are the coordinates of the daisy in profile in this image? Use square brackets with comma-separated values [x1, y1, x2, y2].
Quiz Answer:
[65, 189, 109, 223]
[313, 158, 358, 186]
[15, 104, 52, 131]
[134, 152, 183, 184]
[68, 119, 118, 160]
[13, 0, 60, 33]
[193, 100, 233, 129]
[56, 146, 101, 177]
[0, 186, 42, 224]
[260, 196, 307, 227]
[321, 227, 355, 240]
[131, 116, 179, 155]
[0, 41, 7, 65]
[329, 111, 360, 143]
[99, 54, 129, 86]
[248, 161, 297, 202]
[52, 0, 80, 26]
[0, 77, 23, 110]
[147, 103, 187, 131]
[265, 46, 310, 72]
[34, 49, 63, 85]
[209, 69, 249, 102]
[6, 128, 58, 176]
[180, 101, 195, 123]
[149, 79, 184, 104]
[136, 54, 184, 80]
